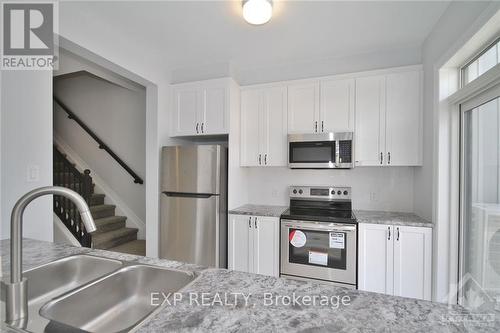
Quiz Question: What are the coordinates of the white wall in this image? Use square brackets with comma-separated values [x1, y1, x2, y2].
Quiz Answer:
[242, 167, 414, 212]
[54, 74, 147, 223]
[1, 70, 53, 241]
[416, 0, 497, 221]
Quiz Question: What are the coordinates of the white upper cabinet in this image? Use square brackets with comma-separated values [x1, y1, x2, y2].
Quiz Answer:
[385, 71, 422, 166]
[355, 68, 423, 166]
[172, 78, 233, 136]
[262, 86, 288, 166]
[320, 78, 355, 132]
[173, 88, 201, 136]
[241, 85, 287, 167]
[287, 81, 319, 133]
[355, 75, 385, 166]
[240, 89, 261, 167]
[203, 84, 228, 135]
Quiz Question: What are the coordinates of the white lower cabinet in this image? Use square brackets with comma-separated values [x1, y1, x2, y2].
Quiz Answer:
[358, 223, 432, 300]
[228, 214, 279, 277]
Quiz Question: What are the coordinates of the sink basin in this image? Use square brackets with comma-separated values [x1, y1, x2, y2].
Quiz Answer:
[24, 254, 123, 305]
[1, 254, 123, 332]
[40, 265, 197, 333]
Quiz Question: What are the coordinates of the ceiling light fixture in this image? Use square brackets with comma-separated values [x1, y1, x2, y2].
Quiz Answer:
[242, 0, 273, 25]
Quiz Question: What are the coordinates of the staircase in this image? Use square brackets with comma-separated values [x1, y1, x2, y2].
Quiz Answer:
[53, 146, 143, 254]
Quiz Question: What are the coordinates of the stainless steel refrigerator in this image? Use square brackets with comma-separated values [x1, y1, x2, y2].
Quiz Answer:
[160, 145, 227, 268]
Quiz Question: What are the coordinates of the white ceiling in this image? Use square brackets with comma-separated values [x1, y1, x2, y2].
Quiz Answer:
[59, 1, 450, 83]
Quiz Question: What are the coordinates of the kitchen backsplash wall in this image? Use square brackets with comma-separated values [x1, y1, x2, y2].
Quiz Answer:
[243, 167, 415, 212]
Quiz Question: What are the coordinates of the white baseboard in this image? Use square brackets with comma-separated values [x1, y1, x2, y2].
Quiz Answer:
[54, 135, 145, 239]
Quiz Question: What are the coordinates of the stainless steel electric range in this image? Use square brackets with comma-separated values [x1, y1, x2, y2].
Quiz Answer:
[280, 185, 357, 288]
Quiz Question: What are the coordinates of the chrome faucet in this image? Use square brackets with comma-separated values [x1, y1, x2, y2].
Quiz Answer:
[3, 186, 97, 325]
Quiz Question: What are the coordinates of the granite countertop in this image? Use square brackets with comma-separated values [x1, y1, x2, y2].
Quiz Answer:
[355, 210, 433, 228]
[2, 239, 498, 332]
[229, 204, 289, 218]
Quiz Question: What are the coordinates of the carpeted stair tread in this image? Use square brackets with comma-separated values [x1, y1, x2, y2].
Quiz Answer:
[94, 215, 126, 232]
[92, 227, 138, 249]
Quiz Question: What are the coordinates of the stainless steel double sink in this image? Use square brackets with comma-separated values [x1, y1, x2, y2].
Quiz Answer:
[3, 254, 197, 333]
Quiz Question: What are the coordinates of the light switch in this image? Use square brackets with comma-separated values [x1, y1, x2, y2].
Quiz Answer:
[27, 165, 40, 182]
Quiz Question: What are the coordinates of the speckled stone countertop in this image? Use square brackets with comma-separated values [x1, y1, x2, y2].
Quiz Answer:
[2, 239, 498, 332]
[229, 204, 289, 218]
[355, 210, 433, 228]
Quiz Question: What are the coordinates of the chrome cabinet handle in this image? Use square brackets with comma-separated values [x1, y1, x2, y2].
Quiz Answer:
[396, 227, 400, 241]
[201, 123, 204, 133]
[248, 217, 252, 228]
[254, 217, 257, 228]
[321, 121, 324, 132]
[388, 152, 391, 165]
[196, 123, 199, 134]
[388, 226, 391, 240]
[380, 152, 383, 165]
[264, 154, 267, 165]
[258, 154, 262, 165]
[314, 121, 318, 132]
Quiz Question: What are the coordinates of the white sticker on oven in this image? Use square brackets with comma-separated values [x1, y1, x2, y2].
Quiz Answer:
[329, 232, 345, 249]
[308, 251, 328, 266]
[289, 230, 306, 248]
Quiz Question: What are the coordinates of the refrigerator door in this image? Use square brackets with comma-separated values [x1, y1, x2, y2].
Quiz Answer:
[162, 145, 221, 195]
[160, 193, 221, 267]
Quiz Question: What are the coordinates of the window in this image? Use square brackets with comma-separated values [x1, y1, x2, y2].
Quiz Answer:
[462, 37, 500, 86]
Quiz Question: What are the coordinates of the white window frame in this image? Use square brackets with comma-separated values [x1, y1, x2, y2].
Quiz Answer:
[445, 64, 500, 305]
[460, 36, 500, 88]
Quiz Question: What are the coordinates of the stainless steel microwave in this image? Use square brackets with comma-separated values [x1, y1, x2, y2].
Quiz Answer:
[288, 132, 354, 169]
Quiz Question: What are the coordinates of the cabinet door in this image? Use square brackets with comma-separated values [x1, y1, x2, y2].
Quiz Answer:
[355, 76, 385, 166]
[262, 86, 288, 166]
[358, 223, 394, 294]
[202, 85, 228, 135]
[320, 78, 354, 132]
[228, 214, 252, 273]
[240, 89, 262, 166]
[385, 71, 422, 166]
[253, 216, 279, 277]
[393, 226, 432, 300]
[173, 87, 201, 136]
[287, 81, 320, 133]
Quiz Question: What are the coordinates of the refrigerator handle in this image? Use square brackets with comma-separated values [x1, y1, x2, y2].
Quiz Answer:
[162, 191, 215, 198]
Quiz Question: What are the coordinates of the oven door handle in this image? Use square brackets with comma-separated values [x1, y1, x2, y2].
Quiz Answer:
[282, 221, 356, 232]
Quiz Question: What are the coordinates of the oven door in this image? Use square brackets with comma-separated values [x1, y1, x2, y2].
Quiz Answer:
[280, 220, 357, 285]
[288, 140, 336, 168]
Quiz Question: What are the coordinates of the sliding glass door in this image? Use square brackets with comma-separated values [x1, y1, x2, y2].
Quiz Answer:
[460, 90, 500, 311]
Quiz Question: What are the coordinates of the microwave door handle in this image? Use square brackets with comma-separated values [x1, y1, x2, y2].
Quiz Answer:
[335, 142, 340, 167]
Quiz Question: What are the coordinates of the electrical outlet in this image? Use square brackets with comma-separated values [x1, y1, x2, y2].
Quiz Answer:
[370, 192, 378, 202]
[271, 189, 278, 198]
[27, 165, 40, 182]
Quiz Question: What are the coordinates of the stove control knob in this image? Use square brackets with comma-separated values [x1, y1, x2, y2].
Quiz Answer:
[293, 189, 297, 194]
[337, 190, 342, 195]
[344, 190, 349, 196]
[331, 190, 335, 195]
[298, 189, 303, 195]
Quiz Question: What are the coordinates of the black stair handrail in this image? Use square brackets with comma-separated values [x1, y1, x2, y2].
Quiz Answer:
[54, 96, 144, 184]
